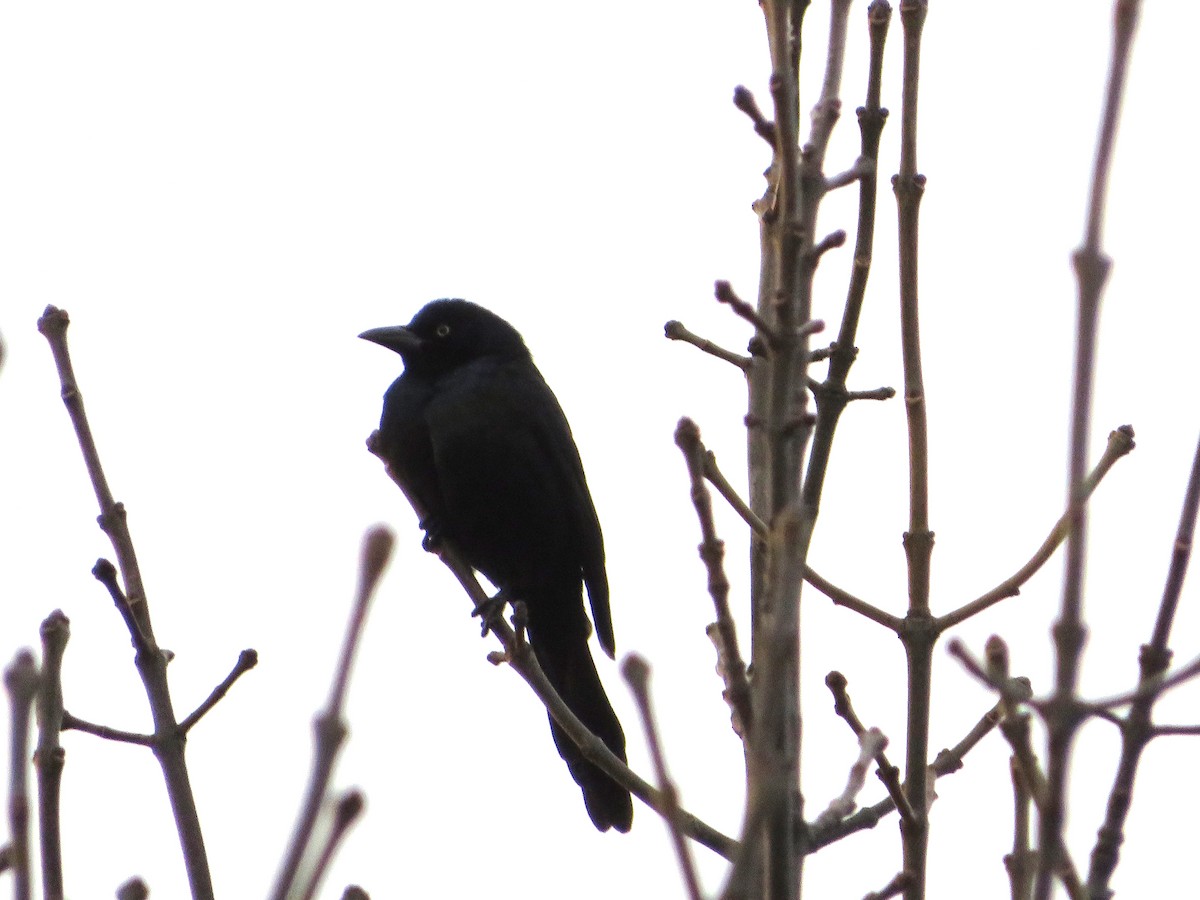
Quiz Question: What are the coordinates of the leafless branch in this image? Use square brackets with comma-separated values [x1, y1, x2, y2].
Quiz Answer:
[38, 306, 215, 900]
[295, 791, 365, 900]
[825, 672, 915, 825]
[36, 611, 69, 900]
[368, 436, 738, 860]
[863, 871, 913, 900]
[665, 320, 753, 371]
[623, 656, 704, 900]
[180, 650, 259, 733]
[676, 418, 753, 738]
[270, 527, 393, 900]
[733, 85, 776, 144]
[939, 426, 1135, 630]
[6, 650, 39, 900]
[1039, 5, 1143, 896]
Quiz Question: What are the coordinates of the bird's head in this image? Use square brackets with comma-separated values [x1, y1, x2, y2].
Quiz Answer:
[359, 299, 530, 377]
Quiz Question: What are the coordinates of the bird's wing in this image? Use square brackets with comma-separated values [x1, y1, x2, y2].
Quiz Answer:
[425, 358, 614, 656]
[525, 373, 613, 658]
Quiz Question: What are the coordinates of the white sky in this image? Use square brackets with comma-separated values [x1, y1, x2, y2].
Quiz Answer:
[1, 3, 1197, 898]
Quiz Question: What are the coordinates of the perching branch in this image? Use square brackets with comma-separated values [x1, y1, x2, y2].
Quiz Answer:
[368, 435, 738, 861]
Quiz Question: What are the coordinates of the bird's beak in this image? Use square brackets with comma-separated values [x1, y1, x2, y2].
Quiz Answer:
[358, 326, 424, 357]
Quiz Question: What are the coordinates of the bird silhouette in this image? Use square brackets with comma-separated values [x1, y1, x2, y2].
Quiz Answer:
[361, 299, 632, 832]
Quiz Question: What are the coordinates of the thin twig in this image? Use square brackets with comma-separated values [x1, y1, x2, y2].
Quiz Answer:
[733, 85, 777, 144]
[1039, 5, 1142, 897]
[939, 426, 1135, 630]
[60, 713, 154, 746]
[1088, 427, 1200, 892]
[716, 280, 778, 344]
[6, 651, 40, 900]
[36, 611, 70, 900]
[825, 156, 874, 191]
[38, 307, 214, 900]
[947, 640, 1086, 899]
[807, 684, 1027, 852]
[296, 791, 365, 900]
[676, 418, 753, 738]
[664, 320, 752, 371]
[37, 307, 154, 640]
[810, 230, 847, 262]
[180, 650, 259, 733]
[813, 725, 888, 828]
[703, 449, 768, 534]
[846, 386, 896, 402]
[270, 527, 393, 900]
[1083, 652, 1200, 710]
[799, 0, 892, 519]
[825, 672, 916, 825]
[864, 872, 914, 900]
[701, 446, 900, 629]
[1003, 758, 1035, 900]
[623, 656, 703, 900]
[1148, 723, 1200, 737]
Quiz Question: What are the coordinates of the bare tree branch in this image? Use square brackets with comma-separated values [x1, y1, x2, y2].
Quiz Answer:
[270, 527, 393, 900]
[825, 672, 915, 826]
[37, 306, 215, 900]
[179, 650, 259, 734]
[676, 418, 753, 738]
[939, 426, 1135, 630]
[623, 656, 704, 900]
[5, 651, 39, 900]
[665, 320, 752, 371]
[295, 791, 365, 900]
[1038, 4, 1143, 897]
[35, 611, 69, 900]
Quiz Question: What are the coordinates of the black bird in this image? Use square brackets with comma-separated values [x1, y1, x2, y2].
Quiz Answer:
[360, 299, 633, 833]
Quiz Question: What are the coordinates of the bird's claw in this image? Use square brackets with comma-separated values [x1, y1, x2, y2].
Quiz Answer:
[472, 590, 511, 638]
[418, 516, 445, 553]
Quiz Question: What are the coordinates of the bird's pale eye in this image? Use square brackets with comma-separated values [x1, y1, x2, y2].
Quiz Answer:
[435, 323, 451, 337]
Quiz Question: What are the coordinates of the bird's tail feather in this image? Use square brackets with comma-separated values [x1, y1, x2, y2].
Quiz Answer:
[526, 601, 633, 833]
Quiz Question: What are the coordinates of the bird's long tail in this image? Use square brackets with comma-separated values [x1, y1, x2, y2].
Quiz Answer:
[525, 599, 633, 833]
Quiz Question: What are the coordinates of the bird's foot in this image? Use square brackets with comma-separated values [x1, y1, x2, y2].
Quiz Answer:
[472, 589, 512, 638]
[418, 516, 445, 552]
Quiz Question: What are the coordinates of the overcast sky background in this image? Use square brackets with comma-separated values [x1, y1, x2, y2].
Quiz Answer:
[1, 3, 1197, 898]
